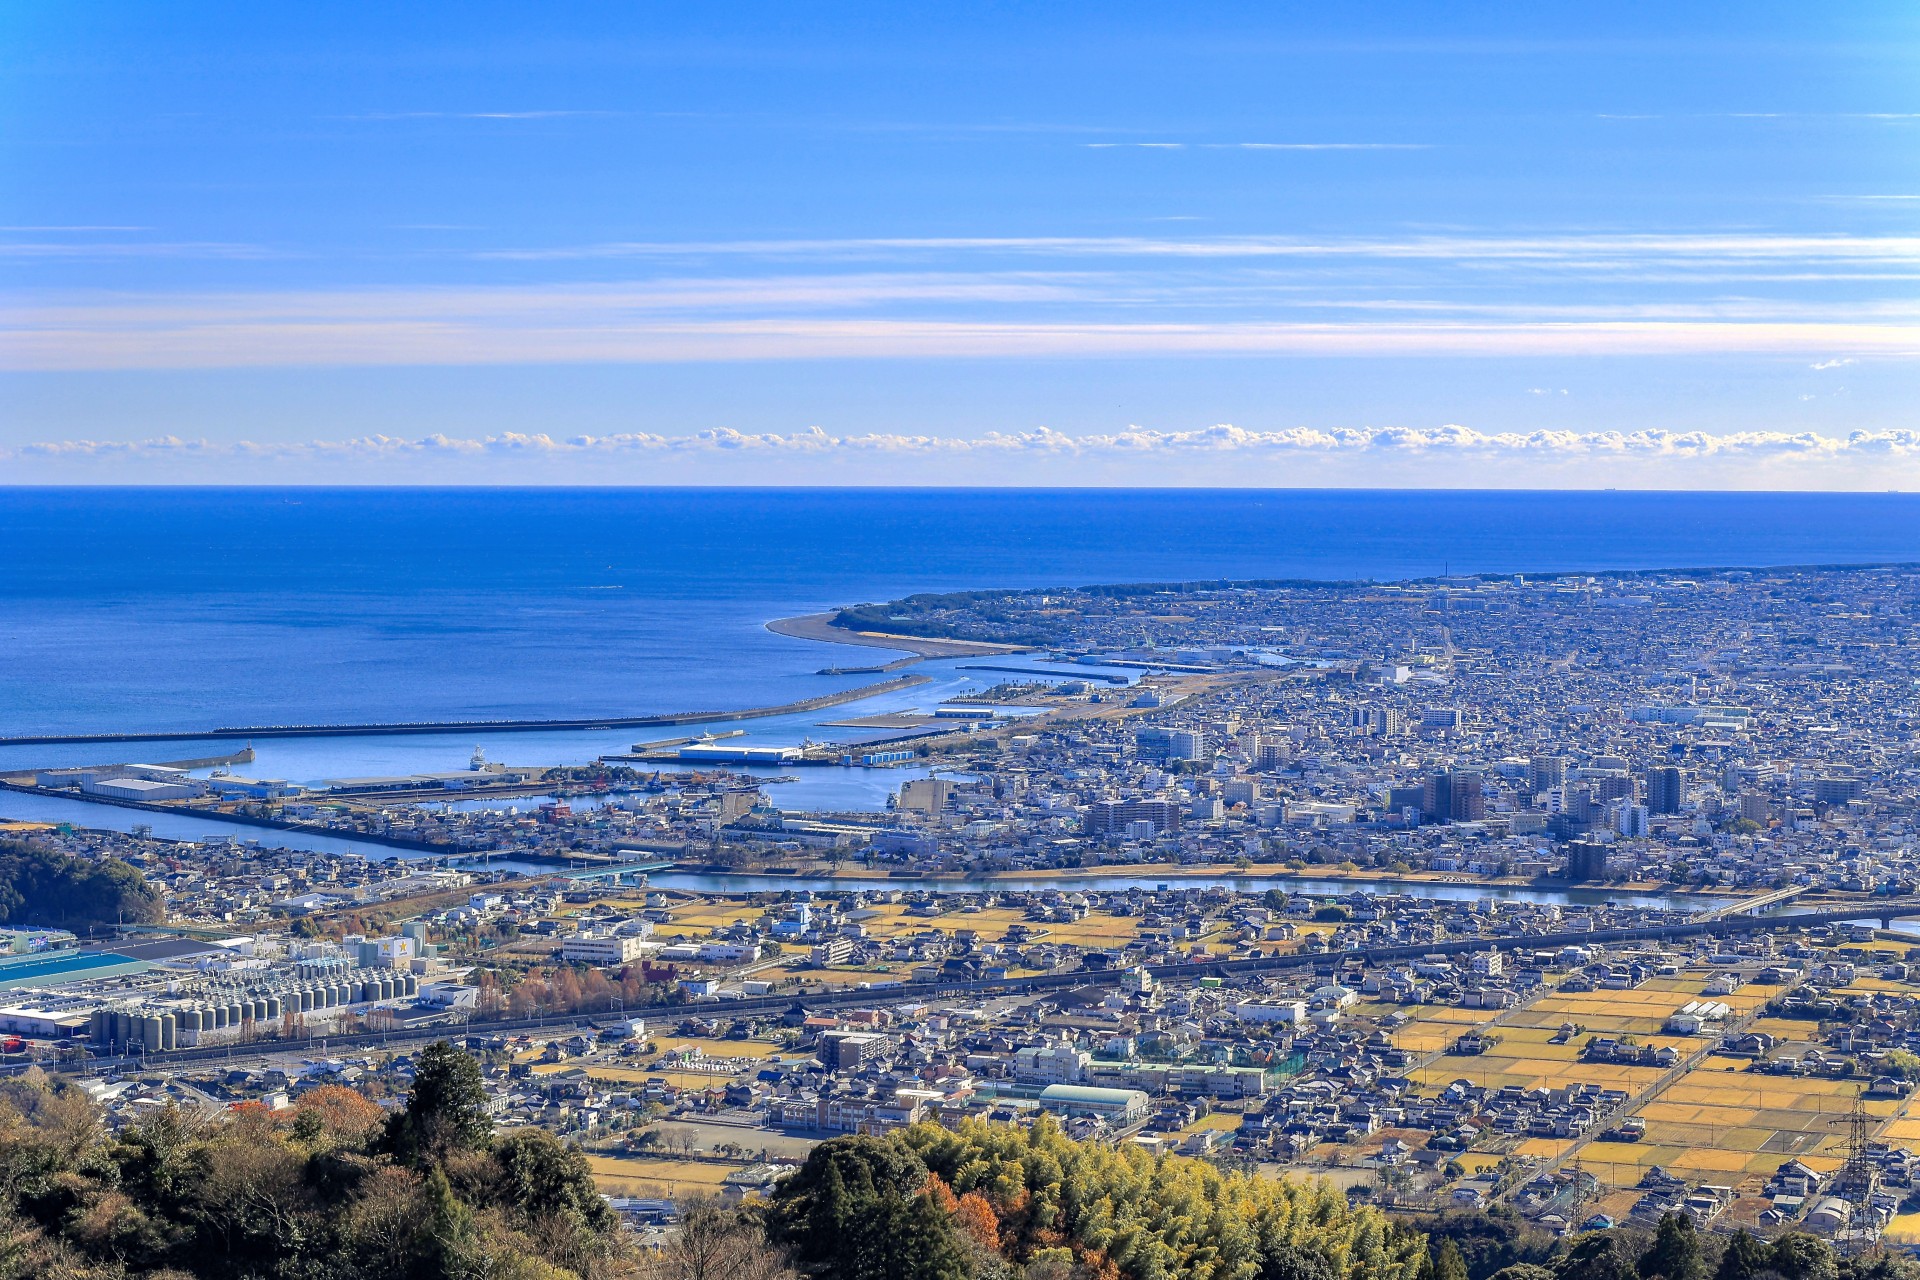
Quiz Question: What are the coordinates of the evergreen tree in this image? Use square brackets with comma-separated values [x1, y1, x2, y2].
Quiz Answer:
[385, 1040, 493, 1167]
[1771, 1235, 1840, 1280]
[1559, 1233, 1640, 1280]
[1432, 1239, 1470, 1280]
[1639, 1214, 1704, 1280]
[1715, 1232, 1773, 1280]
[768, 1134, 969, 1280]
[1488, 1266, 1556, 1280]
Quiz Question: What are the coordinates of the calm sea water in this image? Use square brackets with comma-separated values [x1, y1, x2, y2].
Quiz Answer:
[3, 487, 1918, 740]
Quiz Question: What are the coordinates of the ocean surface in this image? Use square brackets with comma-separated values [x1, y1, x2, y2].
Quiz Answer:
[2, 487, 1918, 802]
[6, 486, 1920, 736]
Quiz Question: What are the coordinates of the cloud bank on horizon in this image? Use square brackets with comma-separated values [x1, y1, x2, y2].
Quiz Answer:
[14, 424, 1920, 489]
[1, 4, 1916, 486]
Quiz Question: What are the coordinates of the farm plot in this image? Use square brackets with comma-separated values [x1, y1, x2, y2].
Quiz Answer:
[1582, 1070, 1902, 1187]
[586, 1155, 736, 1198]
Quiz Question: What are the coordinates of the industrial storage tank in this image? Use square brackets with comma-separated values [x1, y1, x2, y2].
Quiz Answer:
[297, 988, 312, 1012]
[114, 1010, 134, 1046]
[264, 995, 281, 1020]
[141, 1016, 163, 1053]
[183, 1008, 203, 1035]
[212, 1004, 229, 1030]
[402, 975, 418, 997]
[159, 1013, 176, 1051]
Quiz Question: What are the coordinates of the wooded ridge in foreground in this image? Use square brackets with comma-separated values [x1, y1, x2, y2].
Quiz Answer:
[4, 1042, 1920, 1280]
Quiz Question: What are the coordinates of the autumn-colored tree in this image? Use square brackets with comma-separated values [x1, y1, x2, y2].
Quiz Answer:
[292, 1085, 386, 1147]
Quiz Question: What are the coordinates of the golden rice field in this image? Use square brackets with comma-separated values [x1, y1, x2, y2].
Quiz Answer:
[651, 1036, 781, 1060]
[1583, 1068, 1903, 1185]
[586, 1154, 735, 1198]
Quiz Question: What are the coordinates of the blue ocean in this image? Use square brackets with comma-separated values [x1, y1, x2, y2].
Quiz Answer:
[6, 487, 1919, 741]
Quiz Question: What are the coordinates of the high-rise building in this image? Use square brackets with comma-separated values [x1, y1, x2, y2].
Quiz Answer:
[1085, 798, 1183, 837]
[1565, 842, 1610, 881]
[1222, 777, 1261, 806]
[1350, 707, 1405, 737]
[1133, 727, 1173, 761]
[1814, 776, 1863, 806]
[1528, 755, 1567, 796]
[1168, 729, 1208, 761]
[1594, 774, 1634, 803]
[1647, 766, 1685, 815]
[1420, 768, 1485, 823]
[1450, 769, 1486, 822]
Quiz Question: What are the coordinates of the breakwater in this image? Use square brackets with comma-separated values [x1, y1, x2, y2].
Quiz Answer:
[0, 674, 934, 747]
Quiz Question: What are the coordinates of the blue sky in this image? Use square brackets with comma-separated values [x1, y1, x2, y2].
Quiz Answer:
[2, 2, 1917, 486]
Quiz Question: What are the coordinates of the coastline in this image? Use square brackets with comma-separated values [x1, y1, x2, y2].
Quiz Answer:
[767, 611, 1031, 658]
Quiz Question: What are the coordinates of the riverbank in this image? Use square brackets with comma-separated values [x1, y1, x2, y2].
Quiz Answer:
[767, 612, 1031, 658]
[0, 780, 461, 854]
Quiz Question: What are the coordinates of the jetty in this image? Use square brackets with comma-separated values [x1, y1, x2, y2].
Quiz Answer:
[0, 674, 933, 747]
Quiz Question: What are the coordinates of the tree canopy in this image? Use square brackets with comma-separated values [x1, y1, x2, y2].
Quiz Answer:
[0, 838, 163, 930]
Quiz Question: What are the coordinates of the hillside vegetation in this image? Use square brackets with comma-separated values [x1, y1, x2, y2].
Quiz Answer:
[0, 838, 163, 931]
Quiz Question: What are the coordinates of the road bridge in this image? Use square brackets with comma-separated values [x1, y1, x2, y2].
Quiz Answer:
[1694, 884, 1813, 921]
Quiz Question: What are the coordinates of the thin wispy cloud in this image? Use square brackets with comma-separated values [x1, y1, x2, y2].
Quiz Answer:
[7, 223, 1915, 371]
[1085, 142, 1428, 150]
[340, 109, 620, 121]
[0, 240, 278, 260]
[4, 297, 1915, 371]
[1811, 357, 1855, 370]
[476, 231, 1920, 267]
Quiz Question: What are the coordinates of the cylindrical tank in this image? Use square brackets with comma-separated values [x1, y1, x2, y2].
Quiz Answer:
[379, 976, 395, 1001]
[356, 980, 372, 1004]
[403, 975, 418, 997]
[141, 1016, 163, 1053]
[215, 1004, 231, 1029]
[225, 1001, 241, 1027]
[184, 1008, 203, 1035]
[297, 988, 312, 1012]
[264, 995, 282, 1020]
[114, 1010, 133, 1046]
[245, 998, 262, 1023]
[159, 1013, 176, 1051]
[89, 1010, 107, 1042]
